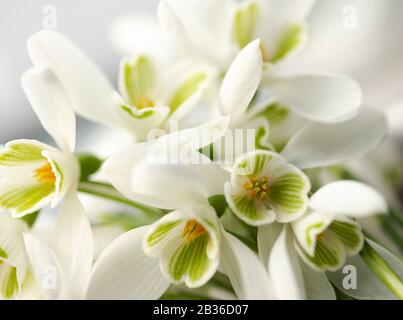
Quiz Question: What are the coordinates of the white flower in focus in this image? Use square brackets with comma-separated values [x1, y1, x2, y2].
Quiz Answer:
[224, 150, 311, 226]
[0, 68, 79, 217]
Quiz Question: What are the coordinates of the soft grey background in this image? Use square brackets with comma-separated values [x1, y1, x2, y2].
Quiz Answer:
[1, 0, 402, 145]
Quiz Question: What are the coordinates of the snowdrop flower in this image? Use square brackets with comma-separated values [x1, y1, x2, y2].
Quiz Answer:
[23, 192, 92, 299]
[225, 150, 311, 226]
[0, 213, 29, 299]
[159, 0, 362, 124]
[223, 105, 388, 225]
[0, 67, 79, 217]
[258, 180, 389, 299]
[102, 144, 274, 298]
[27, 30, 209, 142]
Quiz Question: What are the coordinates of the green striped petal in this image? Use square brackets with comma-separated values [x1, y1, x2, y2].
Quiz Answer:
[169, 72, 207, 115]
[0, 184, 54, 215]
[143, 210, 184, 257]
[163, 233, 217, 288]
[234, 151, 273, 177]
[292, 211, 333, 256]
[328, 217, 364, 256]
[120, 56, 155, 108]
[0, 142, 43, 166]
[233, 1, 260, 49]
[0, 265, 18, 299]
[146, 205, 220, 288]
[267, 168, 311, 222]
[296, 230, 346, 272]
[224, 184, 275, 226]
[227, 151, 310, 225]
[271, 23, 307, 63]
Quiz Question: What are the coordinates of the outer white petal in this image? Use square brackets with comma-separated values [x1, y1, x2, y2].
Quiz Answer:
[220, 40, 263, 124]
[257, 223, 282, 267]
[266, 73, 361, 123]
[268, 227, 306, 300]
[21, 67, 76, 152]
[123, 152, 228, 210]
[282, 108, 387, 169]
[309, 181, 387, 218]
[54, 191, 93, 299]
[158, 0, 233, 67]
[220, 230, 274, 300]
[109, 15, 165, 57]
[23, 233, 63, 300]
[86, 226, 170, 300]
[327, 240, 402, 300]
[27, 30, 119, 130]
[300, 260, 336, 300]
[103, 117, 230, 208]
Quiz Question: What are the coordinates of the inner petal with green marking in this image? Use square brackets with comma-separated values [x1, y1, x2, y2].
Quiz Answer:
[225, 151, 310, 226]
[120, 56, 156, 109]
[0, 263, 19, 299]
[0, 142, 58, 215]
[143, 208, 220, 288]
[293, 214, 364, 272]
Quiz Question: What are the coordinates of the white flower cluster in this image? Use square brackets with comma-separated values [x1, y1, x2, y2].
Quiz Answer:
[0, 0, 402, 300]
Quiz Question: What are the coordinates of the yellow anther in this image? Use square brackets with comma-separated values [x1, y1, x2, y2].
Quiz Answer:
[137, 96, 155, 109]
[244, 175, 269, 201]
[34, 162, 56, 184]
[183, 220, 207, 243]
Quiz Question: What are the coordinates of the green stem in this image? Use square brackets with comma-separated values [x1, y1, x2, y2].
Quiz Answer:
[360, 240, 403, 299]
[78, 181, 163, 221]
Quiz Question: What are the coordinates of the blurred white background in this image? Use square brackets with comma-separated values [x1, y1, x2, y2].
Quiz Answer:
[1, 0, 402, 146]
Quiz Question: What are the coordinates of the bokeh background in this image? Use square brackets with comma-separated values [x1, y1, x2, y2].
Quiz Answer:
[1, 0, 402, 148]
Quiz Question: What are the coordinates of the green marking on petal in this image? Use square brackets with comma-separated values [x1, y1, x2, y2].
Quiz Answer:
[122, 56, 155, 108]
[120, 105, 155, 119]
[168, 233, 212, 286]
[271, 24, 306, 63]
[233, 2, 259, 48]
[0, 143, 43, 166]
[2, 267, 18, 299]
[0, 184, 54, 214]
[300, 231, 345, 272]
[259, 103, 289, 127]
[237, 152, 272, 176]
[306, 222, 325, 248]
[268, 173, 308, 215]
[0, 246, 8, 259]
[169, 73, 207, 114]
[52, 160, 64, 191]
[146, 220, 182, 248]
[231, 194, 260, 221]
[328, 220, 363, 253]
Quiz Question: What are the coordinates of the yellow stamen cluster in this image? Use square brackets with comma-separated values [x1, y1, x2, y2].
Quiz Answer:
[244, 175, 269, 201]
[137, 96, 155, 109]
[183, 220, 207, 243]
[34, 162, 56, 184]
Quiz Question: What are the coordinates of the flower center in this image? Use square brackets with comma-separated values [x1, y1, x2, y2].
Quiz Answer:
[183, 220, 207, 243]
[34, 162, 56, 184]
[244, 175, 268, 201]
[136, 96, 155, 109]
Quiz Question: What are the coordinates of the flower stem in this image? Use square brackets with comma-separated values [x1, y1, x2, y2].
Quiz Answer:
[78, 181, 163, 221]
[360, 240, 403, 299]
